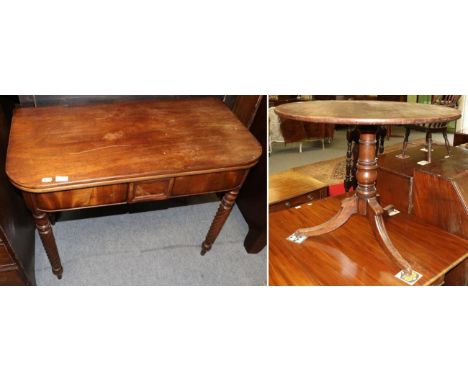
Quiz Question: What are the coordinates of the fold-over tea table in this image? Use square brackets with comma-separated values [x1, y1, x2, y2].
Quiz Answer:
[6, 98, 262, 279]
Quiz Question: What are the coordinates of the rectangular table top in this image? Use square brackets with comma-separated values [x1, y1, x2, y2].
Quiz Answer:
[6, 97, 262, 193]
[269, 195, 468, 286]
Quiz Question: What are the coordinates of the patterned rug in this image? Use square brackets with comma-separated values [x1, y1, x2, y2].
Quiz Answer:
[293, 138, 426, 185]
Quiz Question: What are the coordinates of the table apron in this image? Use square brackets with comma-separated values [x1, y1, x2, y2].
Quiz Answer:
[23, 169, 249, 212]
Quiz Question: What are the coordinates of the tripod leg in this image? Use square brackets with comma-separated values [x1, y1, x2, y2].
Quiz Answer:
[294, 196, 357, 238]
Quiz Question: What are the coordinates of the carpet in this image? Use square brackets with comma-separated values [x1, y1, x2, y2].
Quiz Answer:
[292, 138, 426, 186]
[35, 196, 266, 286]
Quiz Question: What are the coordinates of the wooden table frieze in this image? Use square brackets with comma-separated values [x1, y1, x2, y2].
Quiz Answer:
[6, 98, 262, 279]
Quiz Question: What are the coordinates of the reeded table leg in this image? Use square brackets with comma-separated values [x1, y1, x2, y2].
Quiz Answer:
[33, 210, 63, 279]
[201, 189, 239, 255]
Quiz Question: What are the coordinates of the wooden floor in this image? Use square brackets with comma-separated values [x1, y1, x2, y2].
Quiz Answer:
[269, 194, 468, 286]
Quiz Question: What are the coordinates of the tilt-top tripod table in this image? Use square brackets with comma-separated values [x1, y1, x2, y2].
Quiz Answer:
[275, 100, 461, 282]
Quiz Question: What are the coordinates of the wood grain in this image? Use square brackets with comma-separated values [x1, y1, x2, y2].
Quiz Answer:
[377, 144, 450, 214]
[6, 97, 262, 193]
[275, 100, 461, 126]
[412, 145, 468, 239]
[269, 195, 468, 286]
[269, 171, 327, 205]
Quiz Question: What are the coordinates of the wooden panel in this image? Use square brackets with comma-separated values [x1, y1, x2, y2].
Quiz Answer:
[130, 178, 172, 202]
[444, 258, 468, 286]
[279, 118, 307, 143]
[0, 269, 25, 285]
[377, 144, 450, 214]
[172, 171, 246, 196]
[377, 168, 412, 214]
[236, 95, 267, 253]
[269, 170, 327, 205]
[269, 187, 328, 213]
[34, 184, 128, 211]
[454, 132, 468, 146]
[6, 98, 262, 193]
[411, 146, 468, 240]
[0, 96, 35, 285]
[413, 172, 468, 239]
[230, 95, 263, 129]
[269, 195, 468, 286]
[0, 243, 14, 267]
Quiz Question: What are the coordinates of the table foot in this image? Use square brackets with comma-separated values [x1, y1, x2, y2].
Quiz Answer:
[200, 189, 239, 256]
[367, 198, 413, 276]
[294, 196, 358, 238]
[33, 210, 63, 279]
[395, 153, 410, 159]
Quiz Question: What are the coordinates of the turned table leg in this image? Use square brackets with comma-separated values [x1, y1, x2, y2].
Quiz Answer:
[344, 126, 354, 192]
[201, 189, 239, 255]
[33, 210, 63, 279]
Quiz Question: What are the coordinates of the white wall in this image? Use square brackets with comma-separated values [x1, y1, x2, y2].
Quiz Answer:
[457, 95, 467, 133]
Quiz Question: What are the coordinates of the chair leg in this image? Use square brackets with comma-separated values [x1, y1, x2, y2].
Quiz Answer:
[442, 129, 451, 155]
[299, 142, 302, 153]
[344, 126, 353, 192]
[322, 138, 325, 150]
[396, 127, 411, 158]
[426, 131, 433, 163]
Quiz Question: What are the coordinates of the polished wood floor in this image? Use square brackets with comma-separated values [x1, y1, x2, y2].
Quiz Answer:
[269, 194, 468, 286]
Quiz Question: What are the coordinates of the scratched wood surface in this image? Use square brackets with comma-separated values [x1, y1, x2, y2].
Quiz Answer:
[269, 195, 468, 286]
[6, 97, 262, 192]
[274, 100, 461, 125]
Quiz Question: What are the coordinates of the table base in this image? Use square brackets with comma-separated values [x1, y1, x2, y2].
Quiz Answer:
[293, 129, 415, 279]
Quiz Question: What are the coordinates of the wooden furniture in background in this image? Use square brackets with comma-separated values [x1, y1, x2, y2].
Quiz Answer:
[274, 100, 461, 279]
[233, 96, 267, 253]
[269, 195, 468, 286]
[378, 144, 468, 241]
[377, 144, 450, 214]
[228, 95, 263, 129]
[397, 95, 461, 162]
[6, 98, 262, 279]
[269, 171, 328, 212]
[454, 132, 468, 146]
[412, 145, 468, 239]
[0, 97, 35, 285]
[18, 95, 220, 108]
[277, 115, 334, 152]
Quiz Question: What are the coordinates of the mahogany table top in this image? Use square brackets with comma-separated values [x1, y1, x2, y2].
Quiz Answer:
[6, 97, 262, 193]
[274, 100, 461, 126]
[269, 195, 468, 286]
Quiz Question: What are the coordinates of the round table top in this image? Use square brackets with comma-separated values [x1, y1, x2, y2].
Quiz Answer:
[274, 100, 461, 126]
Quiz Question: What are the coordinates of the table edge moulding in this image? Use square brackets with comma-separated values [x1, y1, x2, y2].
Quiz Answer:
[6, 97, 262, 280]
[274, 100, 462, 284]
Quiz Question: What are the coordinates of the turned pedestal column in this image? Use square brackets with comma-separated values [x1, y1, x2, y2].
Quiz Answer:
[295, 127, 413, 277]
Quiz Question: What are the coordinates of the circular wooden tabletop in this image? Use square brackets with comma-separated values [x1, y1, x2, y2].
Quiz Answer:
[274, 100, 461, 126]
